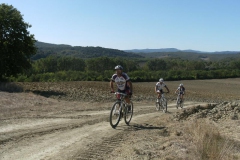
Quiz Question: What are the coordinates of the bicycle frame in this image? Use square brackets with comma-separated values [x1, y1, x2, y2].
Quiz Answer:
[176, 93, 183, 109]
[109, 92, 133, 128]
[156, 92, 167, 112]
[176, 93, 181, 102]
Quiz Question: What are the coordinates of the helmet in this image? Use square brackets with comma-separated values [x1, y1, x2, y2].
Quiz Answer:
[179, 83, 183, 87]
[159, 78, 164, 82]
[114, 65, 123, 70]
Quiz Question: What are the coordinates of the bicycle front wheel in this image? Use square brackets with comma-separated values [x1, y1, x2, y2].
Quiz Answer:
[156, 102, 160, 111]
[124, 102, 133, 125]
[162, 98, 167, 113]
[110, 101, 122, 128]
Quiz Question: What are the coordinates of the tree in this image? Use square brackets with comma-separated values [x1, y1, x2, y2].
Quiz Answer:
[86, 57, 115, 73]
[0, 3, 37, 80]
[146, 59, 167, 71]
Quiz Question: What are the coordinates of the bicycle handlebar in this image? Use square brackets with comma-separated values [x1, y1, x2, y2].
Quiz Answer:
[110, 91, 127, 96]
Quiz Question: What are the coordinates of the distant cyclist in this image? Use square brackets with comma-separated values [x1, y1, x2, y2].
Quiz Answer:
[110, 65, 133, 111]
[175, 83, 185, 102]
[155, 78, 170, 102]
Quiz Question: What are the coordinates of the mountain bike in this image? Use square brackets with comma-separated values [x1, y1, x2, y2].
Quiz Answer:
[109, 92, 133, 129]
[176, 93, 184, 109]
[155, 92, 168, 113]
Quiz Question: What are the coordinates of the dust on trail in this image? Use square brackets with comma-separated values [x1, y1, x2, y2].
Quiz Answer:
[0, 96, 204, 160]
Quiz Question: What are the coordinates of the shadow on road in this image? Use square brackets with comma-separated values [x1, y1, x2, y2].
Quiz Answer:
[130, 123, 165, 130]
[0, 82, 23, 92]
[32, 90, 66, 98]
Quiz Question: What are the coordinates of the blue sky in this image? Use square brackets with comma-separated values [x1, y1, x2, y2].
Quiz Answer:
[2, 0, 240, 52]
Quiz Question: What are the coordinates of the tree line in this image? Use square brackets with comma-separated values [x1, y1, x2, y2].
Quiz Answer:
[8, 56, 240, 82]
[32, 42, 143, 60]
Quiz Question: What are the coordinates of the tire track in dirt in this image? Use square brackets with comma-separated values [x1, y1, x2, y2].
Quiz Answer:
[71, 101, 208, 160]
[75, 132, 126, 160]
[1, 121, 119, 160]
[0, 115, 108, 145]
[0, 101, 175, 145]
[0, 101, 207, 160]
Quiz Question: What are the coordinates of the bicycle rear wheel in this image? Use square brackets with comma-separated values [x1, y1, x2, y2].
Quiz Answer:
[176, 98, 181, 109]
[124, 102, 133, 125]
[180, 100, 184, 108]
[110, 101, 122, 128]
[162, 98, 167, 113]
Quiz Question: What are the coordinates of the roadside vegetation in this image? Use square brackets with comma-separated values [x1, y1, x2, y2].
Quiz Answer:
[185, 119, 235, 160]
[5, 56, 240, 82]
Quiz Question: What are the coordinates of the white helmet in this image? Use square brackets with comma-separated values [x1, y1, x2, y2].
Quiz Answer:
[159, 78, 164, 82]
[114, 65, 123, 70]
[179, 83, 183, 87]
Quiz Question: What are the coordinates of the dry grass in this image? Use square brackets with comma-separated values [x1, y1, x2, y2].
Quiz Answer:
[185, 119, 235, 160]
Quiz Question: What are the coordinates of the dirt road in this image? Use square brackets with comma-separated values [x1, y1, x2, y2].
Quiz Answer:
[1, 78, 240, 159]
[0, 91, 206, 160]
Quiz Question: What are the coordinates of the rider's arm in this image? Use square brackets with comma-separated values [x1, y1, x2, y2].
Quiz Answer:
[165, 86, 170, 93]
[110, 80, 114, 92]
[175, 88, 178, 94]
[127, 80, 133, 93]
[183, 87, 185, 95]
[155, 86, 158, 93]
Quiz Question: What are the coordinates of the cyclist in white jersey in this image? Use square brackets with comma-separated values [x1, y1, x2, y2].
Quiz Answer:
[110, 65, 133, 107]
[155, 78, 169, 101]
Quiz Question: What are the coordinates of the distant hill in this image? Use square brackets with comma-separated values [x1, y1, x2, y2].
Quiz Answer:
[35, 41, 72, 48]
[33, 42, 240, 61]
[125, 48, 240, 54]
[124, 48, 240, 61]
[136, 51, 240, 61]
[125, 48, 181, 53]
[33, 41, 143, 60]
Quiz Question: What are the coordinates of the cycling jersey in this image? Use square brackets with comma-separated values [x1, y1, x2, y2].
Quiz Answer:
[156, 82, 166, 90]
[111, 72, 130, 91]
[177, 86, 185, 94]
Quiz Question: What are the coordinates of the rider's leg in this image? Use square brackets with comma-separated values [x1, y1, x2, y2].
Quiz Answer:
[158, 93, 162, 99]
[125, 89, 131, 104]
[156, 90, 162, 101]
[156, 90, 159, 98]
[125, 97, 131, 104]
[124, 97, 132, 112]
[180, 94, 184, 101]
[157, 93, 162, 102]
[125, 88, 132, 112]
